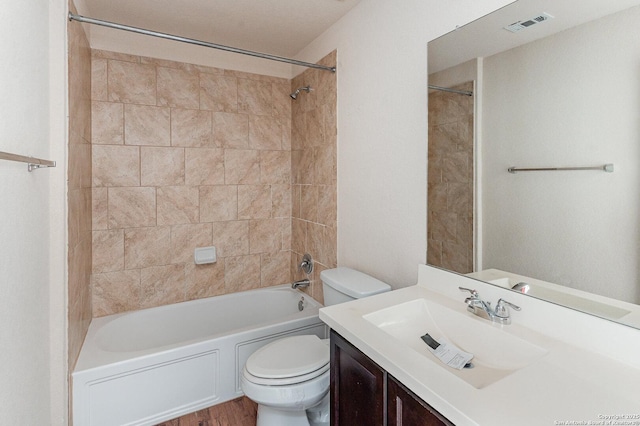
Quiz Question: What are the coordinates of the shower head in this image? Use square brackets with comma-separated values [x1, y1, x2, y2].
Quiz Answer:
[290, 86, 312, 100]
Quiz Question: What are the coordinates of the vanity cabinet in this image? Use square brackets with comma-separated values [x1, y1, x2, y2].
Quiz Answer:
[330, 330, 454, 426]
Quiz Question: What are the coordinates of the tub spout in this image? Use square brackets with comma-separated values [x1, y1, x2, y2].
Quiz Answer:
[292, 279, 310, 289]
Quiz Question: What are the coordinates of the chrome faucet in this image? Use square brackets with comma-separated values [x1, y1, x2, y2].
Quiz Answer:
[292, 279, 310, 289]
[459, 287, 521, 325]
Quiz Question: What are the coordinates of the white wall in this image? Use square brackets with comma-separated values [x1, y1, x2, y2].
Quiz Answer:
[482, 6, 640, 303]
[296, 0, 511, 287]
[0, 0, 68, 424]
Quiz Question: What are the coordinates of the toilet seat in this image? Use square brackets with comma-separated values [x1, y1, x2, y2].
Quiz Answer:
[244, 335, 329, 386]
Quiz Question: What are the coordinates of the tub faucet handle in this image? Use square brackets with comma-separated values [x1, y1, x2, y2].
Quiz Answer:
[299, 253, 314, 275]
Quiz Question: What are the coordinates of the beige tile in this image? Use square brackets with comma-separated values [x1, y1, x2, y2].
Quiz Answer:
[199, 185, 238, 222]
[108, 60, 156, 105]
[140, 264, 185, 309]
[68, 142, 91, 190]
[291, 112, 306, 151]
[291, 149, 314, 185]
[447, 182, 472, 218]
[260, 150, 290, 184]
[238, 79, 272, 116]
[314, 145, 336, 185]
[124, 104, 171, 146]
[292, 218, 307, 254]
[249, 219, 282, 254]
[200, 74, 237, 112]
[185, 148, 224, 186]
[92, 188, 109, 230]
[93, 49, 139, 62]
[157, 186, 199, 225]
[238, 185, 271, 219]
[272, 81, 292, 119]
[185, 262, 225, 300]
[136, 147, 178, 188]
[427, 182, 447, 214]
[157, 67, 199, 109]
[261, 251, 291, 287]
[430, 211, 457, 243]
[427, 239, 443, 267]
[442, 241, 471, 274]
[92, 145, 140, 187]
[300, 185, 318, 223]
[271, 184, 291, 218]
[322, 103, 337, 148]
[91, 58, 108, 101]
[442, 151, 470, 184]
[171, 223, 213, 264]
[317, 60, 337, 109]
[224, 255, 261, 293]
[108, 187, 156, 228]
[224, 149, 260, 184]
[92, 230, 124, 273]
[68, 189, 83, 247]
[307, 222, 337, 268]
[214, 112, 249, 148]
[317, 184, 337, 226]
[304, 109, 325, 147]
[249, 115, 282, 150]
[291, 185, 301, 219]
[124, 226, 172, 269]
[212, 220, 249, 257]
[140, 147, 185, 186]
[92, 101, 123, 145]
[281, 217, 292, 251]
[92, 270, 140, 317]
[281, 118, 292, 151]
[310, 262, 326, 305]
[171, 109, 213, 147]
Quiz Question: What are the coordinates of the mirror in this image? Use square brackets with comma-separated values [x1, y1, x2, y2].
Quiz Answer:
[427, 0, 640, 328]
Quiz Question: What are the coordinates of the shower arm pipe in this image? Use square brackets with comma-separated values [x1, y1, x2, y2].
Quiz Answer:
[68, 13, 336, 73]
[428, 84, 473, 96]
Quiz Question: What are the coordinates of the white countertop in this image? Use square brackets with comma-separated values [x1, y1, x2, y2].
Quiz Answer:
[320, 265, 640, 426]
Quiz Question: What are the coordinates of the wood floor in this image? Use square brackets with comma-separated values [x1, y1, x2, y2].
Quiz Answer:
[155, 397, 257, 426]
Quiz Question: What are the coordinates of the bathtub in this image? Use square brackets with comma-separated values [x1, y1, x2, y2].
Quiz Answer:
[72, 285, 327, 426]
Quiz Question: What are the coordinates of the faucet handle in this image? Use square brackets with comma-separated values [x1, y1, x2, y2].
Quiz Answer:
[458, 287, 479, 298]
[494, 298, 521, 318]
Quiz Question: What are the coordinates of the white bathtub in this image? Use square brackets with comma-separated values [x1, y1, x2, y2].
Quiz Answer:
[72, 285, 327, 426]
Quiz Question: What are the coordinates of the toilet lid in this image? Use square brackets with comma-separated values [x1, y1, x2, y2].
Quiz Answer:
[245, 335, 329, 380]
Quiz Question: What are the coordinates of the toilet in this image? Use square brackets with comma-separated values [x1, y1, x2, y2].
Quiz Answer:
[240, 267, 391, 426]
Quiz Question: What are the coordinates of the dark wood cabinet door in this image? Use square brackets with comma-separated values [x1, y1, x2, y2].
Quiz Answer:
[387, 375, 454, 426]
[330, 330, 386, 426]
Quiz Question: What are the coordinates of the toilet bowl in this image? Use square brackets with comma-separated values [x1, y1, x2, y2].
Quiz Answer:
[241, 335, 330, 426]
[241, 267, 391, 426]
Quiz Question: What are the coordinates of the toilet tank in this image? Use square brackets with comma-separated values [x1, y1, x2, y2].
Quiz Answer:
[321, 267, 391, 306]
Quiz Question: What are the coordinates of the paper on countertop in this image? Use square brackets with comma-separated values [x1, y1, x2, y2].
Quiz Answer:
[421, 333, 473, 370]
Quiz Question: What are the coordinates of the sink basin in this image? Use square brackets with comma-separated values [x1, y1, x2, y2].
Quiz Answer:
[363, 297, 549, 389]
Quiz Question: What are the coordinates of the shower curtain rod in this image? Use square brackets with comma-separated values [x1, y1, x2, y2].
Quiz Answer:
[68, 13, 336, 73]
[428, 84, 473, 96]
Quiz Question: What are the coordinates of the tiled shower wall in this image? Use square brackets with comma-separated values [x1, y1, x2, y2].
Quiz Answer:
[90, 49, 336, 316]
[67, 0, 92, 369]
[290, 52, 338, 302]
[427, 82, 474, 274]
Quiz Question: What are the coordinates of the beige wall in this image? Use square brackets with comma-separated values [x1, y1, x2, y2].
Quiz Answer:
[427, 82, 474, 274]
[290, 51, 338, 302]
[67, 1, 93, 373]
[90, 50, 336, 316]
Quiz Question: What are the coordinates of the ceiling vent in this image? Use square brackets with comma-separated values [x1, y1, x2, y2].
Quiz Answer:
[504, 12, 554, 33]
